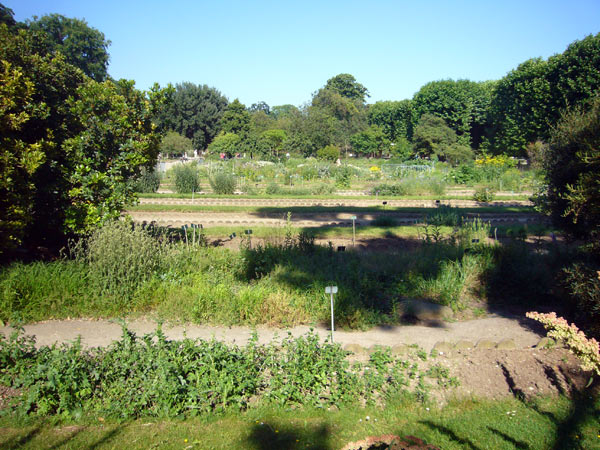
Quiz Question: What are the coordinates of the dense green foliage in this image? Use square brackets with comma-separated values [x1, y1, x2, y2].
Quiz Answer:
[160, 131, 193, 158]
[413, 79, 494, 148]
[172, 163, 200, 194]
[412, 115, 474, 165]
[0, 327, 454, 419]
[0, 21, 169, 252]
[209, 171, 237, 194]
[27, 14, 110, 81]
[543, 95, 600, 242]
[156, 82, 228, 149]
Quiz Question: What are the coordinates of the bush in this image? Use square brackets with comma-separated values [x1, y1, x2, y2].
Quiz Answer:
[209, 172, 236, 194]
[311, 183, 335, 195]
[265, 182, 282, 195]
[132, 168, 161, 193]
[370, 183, 409, 196]
[173, 163, 200, 194]
[473, 186, 495, 202]
[562, 263, 600, 339]
[334, 166, 352, 188]
[316, 145, 340, 161]
[73, 220, 162, 300]
[544, 95, 600, 242]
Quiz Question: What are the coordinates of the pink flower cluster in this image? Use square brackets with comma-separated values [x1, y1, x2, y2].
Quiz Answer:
[526, 311, 600, 376]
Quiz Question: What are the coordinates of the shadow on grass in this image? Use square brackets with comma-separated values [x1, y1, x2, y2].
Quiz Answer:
[500, 362, 600, 450]
[418, 420, 482, 450]
[1, 425, 43, 449]
[486, 427, 529, 449]
[246, 422, 330, 450]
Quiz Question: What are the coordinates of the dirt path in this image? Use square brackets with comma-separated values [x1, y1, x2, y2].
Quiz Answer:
[0, 315, 543, 351]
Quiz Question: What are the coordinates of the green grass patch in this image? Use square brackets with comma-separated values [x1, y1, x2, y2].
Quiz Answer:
[0, 396, 597, 449]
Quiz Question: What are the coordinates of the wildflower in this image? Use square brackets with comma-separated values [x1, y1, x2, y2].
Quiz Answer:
[526, 312, 600, 376]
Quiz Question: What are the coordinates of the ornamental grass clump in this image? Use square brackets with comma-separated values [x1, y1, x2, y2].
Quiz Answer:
[526, 311, 600, 377]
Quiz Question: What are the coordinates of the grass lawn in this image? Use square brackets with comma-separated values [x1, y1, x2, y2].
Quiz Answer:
[1, 395, 597, 449]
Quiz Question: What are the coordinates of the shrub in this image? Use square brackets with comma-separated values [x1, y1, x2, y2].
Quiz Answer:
[316, 145, 340, 161]
[527, 311, 600, 376]
[370, 183, 408, 196]
[209, 171, 236, 194]
[172, 163, 200, 193]
[544, 95, 600, 243]
[265, 182, 282, 195]
[73, 220, 161, 300]
[311, 183, 335, 195]
[562, 263, 600, 338]
[132, 168, 161, 193]
[335, 166, 352, 188]
[473, 186, 495, 202]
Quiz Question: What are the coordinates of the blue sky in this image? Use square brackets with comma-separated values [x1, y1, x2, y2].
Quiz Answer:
[5, 1, 600, 107]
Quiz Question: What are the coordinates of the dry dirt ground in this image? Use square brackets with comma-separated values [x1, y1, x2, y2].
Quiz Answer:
[0, 316, 593, 400]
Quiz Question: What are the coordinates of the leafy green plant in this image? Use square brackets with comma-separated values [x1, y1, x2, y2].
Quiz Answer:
[473, 186, 495, 202]
[132, 168, 161, 193]
[0, 327, 452, 419]
[173, 163, 200, 194]
[209, 171, 236, 194]
[72, 220, 162, 301]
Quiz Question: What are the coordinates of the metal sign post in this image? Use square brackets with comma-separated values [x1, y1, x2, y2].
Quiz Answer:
[350, 216, 357, 247]
[325, 286, 338, 342]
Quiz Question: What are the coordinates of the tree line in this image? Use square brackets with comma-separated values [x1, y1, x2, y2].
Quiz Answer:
[154, 33, 600, 164]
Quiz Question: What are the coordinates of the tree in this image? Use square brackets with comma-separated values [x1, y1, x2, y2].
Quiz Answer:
[487, 33, 600, 156]
[207, 132, 241, 158]
[62, 79, 168, 233]
[0, 24, 86, 251]
[324, 73, 369, 104]
[486, 58, 553, 156]
[412, 114, 473, 165]
[543, 96, 600, 242]
[156, 82, 228, 150]
[160, 131, 193, 158]
[368, 100, 414, 142]
[0, 59, 45, 252]
[412, 79, 494, 148]
[249, 101, 270, 115]
[27, 14, 110, 81]
[0, 3, 16, 28]
[271, 104, 298, 120]
[350, 125, 389, 157]
[220, 98, 251, 137]
[261, 129, 287, 158]
[0, 23, 169, 252]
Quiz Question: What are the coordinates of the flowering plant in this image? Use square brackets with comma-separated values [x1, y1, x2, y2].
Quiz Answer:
[526, 311, 600, 376]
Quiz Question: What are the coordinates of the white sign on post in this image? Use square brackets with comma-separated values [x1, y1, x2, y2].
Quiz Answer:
[325, 286, 338, 342]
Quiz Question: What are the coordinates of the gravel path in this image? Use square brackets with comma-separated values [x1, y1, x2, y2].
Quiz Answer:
[0, 315, 543, 351]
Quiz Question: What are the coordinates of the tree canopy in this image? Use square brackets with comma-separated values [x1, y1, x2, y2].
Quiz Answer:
[27, 14, 110, 81]
[156, 82, 228, 150]
[0, 22, 169, 255]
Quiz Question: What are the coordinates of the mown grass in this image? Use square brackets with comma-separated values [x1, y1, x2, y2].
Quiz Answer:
[0, 395, 598, 449]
